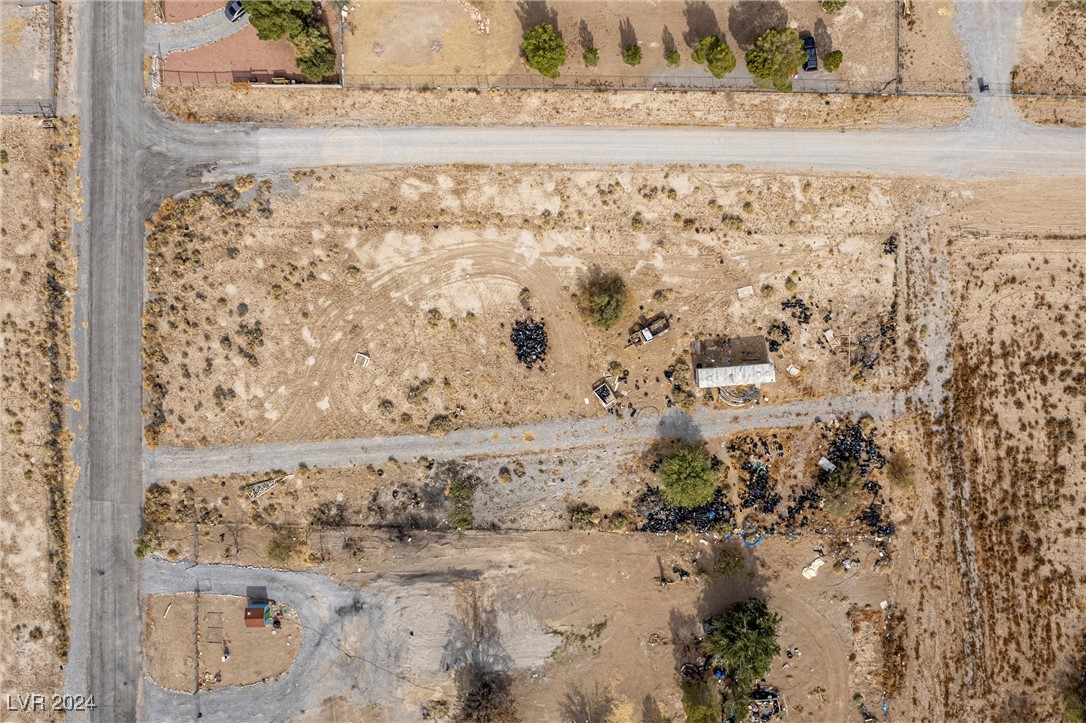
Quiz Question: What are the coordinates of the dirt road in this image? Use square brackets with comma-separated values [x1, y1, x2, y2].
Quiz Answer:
[147, 391, 901, 483]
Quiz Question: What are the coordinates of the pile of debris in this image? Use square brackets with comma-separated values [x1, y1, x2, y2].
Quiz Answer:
[636, 488, 733, 534]
[510, 318, 548, 368]
[860, 502, 895, 536]
[728, 435, 784, 514]
[821, 421, 887, 481]
[883, 234, 898, 255]
[781, 296, 814, 325]
[766, 321, 791, 352]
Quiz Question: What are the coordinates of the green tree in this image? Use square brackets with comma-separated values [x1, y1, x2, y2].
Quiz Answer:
[293, 25, 335, 81]
[666, 49, 681, 67]
[576, 268, 628, 329]
[824, 49, 843, 72]
[745, 27, 805, 92]
[623, 44, 642, 67]
[691, 35, 736, 79]
[522, 23, 567, 79]
[659, 444, 718, 508]
[715, 542, 747, 578]
[243, 0, 308, 40]
[821, 0, 847, 12]
[822, 458, 863, 516]
[703, 598, 781, 686]
[583, 47, 599, 67]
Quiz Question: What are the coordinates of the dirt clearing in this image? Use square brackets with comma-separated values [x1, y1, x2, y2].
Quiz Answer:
[143, 167, 912, 449]
[144, 594, 302, 692]
[899, 0, 969, 92]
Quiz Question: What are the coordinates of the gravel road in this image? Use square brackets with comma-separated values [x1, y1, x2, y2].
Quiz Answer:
[147, 391, 901, 483]
[144, 9, 248, 58]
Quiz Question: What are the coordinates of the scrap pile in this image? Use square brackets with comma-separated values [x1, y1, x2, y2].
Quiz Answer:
[637, 488, 733, 534]
[818, 421, 895, 538]
[781, 296, 814, 325]
[883, 234, 898, 255]
[766, 321, 791, 352]
[510, 318, 548, 368]
[728, 435, 784, 514]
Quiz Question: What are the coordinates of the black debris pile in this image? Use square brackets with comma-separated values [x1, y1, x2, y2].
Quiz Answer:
[860, 503, 895, 536]
[510, 318, 548, 368]
[821, 421, 887, 482]
[636, 487, 733, 534]
[883, 234, 898, 255]
[879, 302, 898, 352]
[766, 321, 792, 352]
[779, 485, 821, 529]
[728, 435, 783, 514]
[781, 296, 813, 325]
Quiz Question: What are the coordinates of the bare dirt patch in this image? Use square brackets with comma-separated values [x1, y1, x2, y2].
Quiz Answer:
[144, 593, 302, 692]
[142, 167, 911, 449]
[156, 84, 970, 127]
[1014, 96, 1086, 126]
[0, 0, 53, 105]
[899, 0, 969, 92]
[1014, 0, 1086, 95]
[0, 116, 78, 702]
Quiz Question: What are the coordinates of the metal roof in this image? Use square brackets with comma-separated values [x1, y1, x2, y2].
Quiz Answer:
[695, 363, 776, 388]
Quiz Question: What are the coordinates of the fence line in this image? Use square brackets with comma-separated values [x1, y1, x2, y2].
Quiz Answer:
[0, 99, 57, 116]
[159, 68, 1086, 100]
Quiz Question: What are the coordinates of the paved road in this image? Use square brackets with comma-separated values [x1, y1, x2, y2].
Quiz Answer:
[62, 0, 1083, 720]
[148, 391, 902, 483]
[145, 8, 248, 57]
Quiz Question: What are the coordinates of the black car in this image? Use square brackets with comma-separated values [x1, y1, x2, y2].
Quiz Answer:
[225, 0, 245, 22]
[803, 36, 817, 72]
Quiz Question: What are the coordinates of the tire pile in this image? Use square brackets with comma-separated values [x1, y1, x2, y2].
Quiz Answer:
[510, 318, 548, 368]
[636, 487, 734, 534]
[728, 435, 784, 514]
[766, 321, 792, 352]
[781, 296, 814, 325]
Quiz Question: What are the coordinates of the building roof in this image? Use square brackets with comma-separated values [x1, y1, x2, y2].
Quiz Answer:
[691, 336, 776, 388]
[695, 363, 776, 388]
[244, 603, 269, 628]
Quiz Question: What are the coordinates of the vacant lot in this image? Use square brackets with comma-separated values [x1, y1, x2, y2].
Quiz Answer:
[0, 118, 77, 700]
[144, 594, 302, 692]
[343, 0, 897, 89]
[898, 0, 969, 92]
[1014, 0, 1086, 95]
[0, 0, 53, 106]
[143, 168, 910, 449]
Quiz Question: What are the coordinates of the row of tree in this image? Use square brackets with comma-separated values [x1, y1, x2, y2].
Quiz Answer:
[522, 23, 842, 90]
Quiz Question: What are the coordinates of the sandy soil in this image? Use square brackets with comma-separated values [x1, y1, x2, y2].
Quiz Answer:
[887, 177, 1086, 720]
[163, 0, 223, 24]
[0, 117, 78, 703]
[143, 167, 909, 449]
[0, 0, 53, 102]
[1014, 96, 1086, 126]
[343, 0, 897, 89]
[899, 0, 969, 92]
[1014, 0, 1086, 95]
[144, 594, 302, 692]
[149, 529, 891, 721]
[156, 82, 971, 127]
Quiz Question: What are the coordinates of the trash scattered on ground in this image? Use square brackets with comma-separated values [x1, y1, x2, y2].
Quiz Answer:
[729, 435, 784, 514]
[637, 487, 734, 534]
[786, 364, 800, 377]
[510, 318, 547, 368]
[737, 285, 754, 299]
[817, 457, 836, 472]
[766, 321, 791, 352]
[883, 234, 898, 255]
[781, 296, 814, 325]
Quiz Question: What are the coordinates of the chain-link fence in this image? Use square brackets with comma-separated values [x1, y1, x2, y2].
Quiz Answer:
[0, 99, 57, 115]
[0, 1, 56, 116]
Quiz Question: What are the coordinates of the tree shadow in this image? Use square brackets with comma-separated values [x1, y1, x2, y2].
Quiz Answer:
[656, 409, 703, 444]
[814, 17, 833, 54]
[443, 589, 519, 720]
[642, 694, 669, 723]
[727, 0, 788, 50]
[618, 17, 638, 53]
[515, 0, 558, 35]
[560, 683, 616, 723]
[662, 25, 677, 56]
[578, 19, 594, 51]
[683, 0, 720, 48]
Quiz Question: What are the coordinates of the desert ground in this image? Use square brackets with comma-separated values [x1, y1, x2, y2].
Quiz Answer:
[137, 163, 1086, 720]
[0, 117, 78, 700]
[342, 0, 897, 89]
[142, 167, 911, 449]
[0, 0, 54, 105]
[898, 0, 969, 92]
[144, 594, 302, 692]
[1014, 0, 1086, 95]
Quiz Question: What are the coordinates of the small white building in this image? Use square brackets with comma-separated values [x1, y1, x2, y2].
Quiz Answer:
[691, 337, 776, 389]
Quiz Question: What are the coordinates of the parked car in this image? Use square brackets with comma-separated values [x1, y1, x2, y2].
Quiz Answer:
[803, 36, 818, 72]
[978, 77, 990, 92]
[224, 0, 245, 22]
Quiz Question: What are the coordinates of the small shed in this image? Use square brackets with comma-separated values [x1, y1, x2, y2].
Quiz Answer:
[244, 601, 271, 628]
[691, 337, 776, 389]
